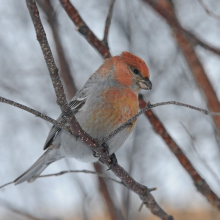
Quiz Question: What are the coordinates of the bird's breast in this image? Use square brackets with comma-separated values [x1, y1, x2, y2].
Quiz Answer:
[76, 87, 138, 139]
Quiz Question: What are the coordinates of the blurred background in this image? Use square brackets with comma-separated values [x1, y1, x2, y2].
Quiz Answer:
[0, 0, 220, 219]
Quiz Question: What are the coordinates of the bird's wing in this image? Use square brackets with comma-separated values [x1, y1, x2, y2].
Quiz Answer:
[43, 75, 96, 150]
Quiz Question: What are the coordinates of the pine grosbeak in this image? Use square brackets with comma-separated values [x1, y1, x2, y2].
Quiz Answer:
[14, 51, 152, 184]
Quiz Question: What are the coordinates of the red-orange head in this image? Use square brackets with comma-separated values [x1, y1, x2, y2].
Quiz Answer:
[120, 51, 152, 90]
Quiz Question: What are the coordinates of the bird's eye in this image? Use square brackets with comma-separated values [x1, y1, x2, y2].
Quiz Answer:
[133, 69, 139, 74]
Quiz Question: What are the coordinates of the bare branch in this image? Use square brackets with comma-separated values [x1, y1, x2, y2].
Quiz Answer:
[59, 0, 111, 59]
[139, 95, 220, 211]
[39, 169, 122, 184]
[26, 0, 72, 118]
[0, 170, 121, 189]
[0, 181, 13, 190]
[197, 0, 220, 21]
[38, 0, 77, 100]
[187, 31, 220, 56]
[102, 0, 115, 47]
[0, 96, 70, 133]
[101, 99, 220, 146]
[2, 94, 219, 146]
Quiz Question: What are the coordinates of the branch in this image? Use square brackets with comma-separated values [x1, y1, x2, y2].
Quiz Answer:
[26, 0, 72, 118]
[38, 0, 77, 100]
[59, 0, 111, 59]
[197, 0, 220, 21]
[0, 96, 70, 133]
[143, 0, 220, 144]
[0, 170, 122, 189]
[101, 100, 220, 146]
[2, 94, 219, 147]
[102, 0, 115, 47]
[39, 169, 122, 184]
[139, 95, 220, 211]
[187, 31, 220, 56]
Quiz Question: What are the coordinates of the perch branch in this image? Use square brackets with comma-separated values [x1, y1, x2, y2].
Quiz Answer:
[0, 96, 70, 133]
[38, 0, 77, 100]
[26, 0, 72, 119]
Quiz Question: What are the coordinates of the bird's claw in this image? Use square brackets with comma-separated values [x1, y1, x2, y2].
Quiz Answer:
[107, 153, 118, 170]
[93, 142, 109, 159]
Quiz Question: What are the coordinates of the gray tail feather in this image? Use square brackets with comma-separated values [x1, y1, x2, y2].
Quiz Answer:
[14, 151, 50, 185]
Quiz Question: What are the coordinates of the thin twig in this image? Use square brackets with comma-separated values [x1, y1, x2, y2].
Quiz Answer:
[139, 95, 220, 211]
[101, 100, 220, 146]
[2, 95, 219, 147]
[197, 0, 220, 21]
[39, 169, 122, 185]
[0, 170, 122, 189]
[0, 181, 13, 189]
[0, 96, 70, 133]
[26, 0, 72, 118]
[103, 0, 115, 47]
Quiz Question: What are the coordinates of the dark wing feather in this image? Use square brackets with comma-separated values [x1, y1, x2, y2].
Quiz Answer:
[43, 98, 87, 150]
[43, 75, 96, 150]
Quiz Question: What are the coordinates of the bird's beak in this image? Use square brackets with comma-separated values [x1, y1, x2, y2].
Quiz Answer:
[138, 78, 152, 90]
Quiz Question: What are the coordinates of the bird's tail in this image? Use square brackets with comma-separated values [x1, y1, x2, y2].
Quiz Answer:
[14, 148, 62, 185]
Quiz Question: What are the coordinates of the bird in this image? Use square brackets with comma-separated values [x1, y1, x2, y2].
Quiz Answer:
[14, 51, 152, 184]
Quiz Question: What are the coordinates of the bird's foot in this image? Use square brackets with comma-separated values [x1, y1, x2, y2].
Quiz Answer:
[107, 153, 118, 170]
[93, 142, 110, 159]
